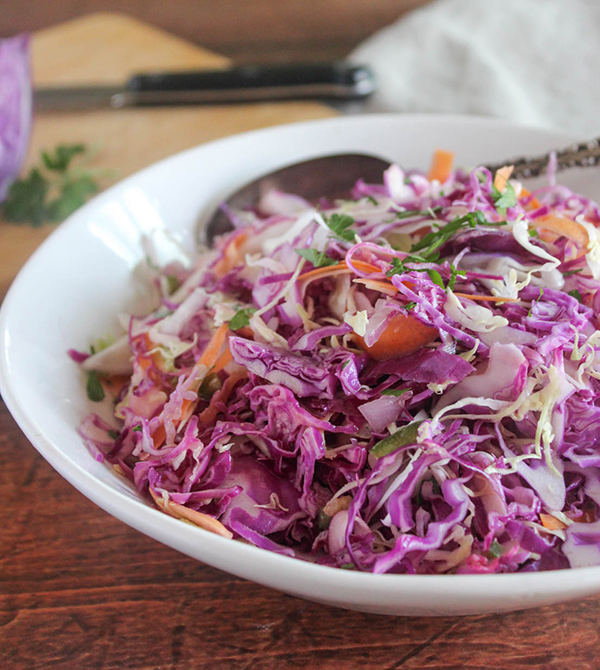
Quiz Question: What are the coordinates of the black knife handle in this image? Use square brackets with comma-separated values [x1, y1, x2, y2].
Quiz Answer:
[124, 62, 375, 105]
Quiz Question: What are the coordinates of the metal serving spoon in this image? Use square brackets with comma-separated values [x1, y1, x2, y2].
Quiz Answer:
[203, 137, 600, 246]
[203, 153, 390, 246]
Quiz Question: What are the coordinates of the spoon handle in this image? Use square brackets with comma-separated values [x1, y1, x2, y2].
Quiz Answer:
[486, 137, 600, 179]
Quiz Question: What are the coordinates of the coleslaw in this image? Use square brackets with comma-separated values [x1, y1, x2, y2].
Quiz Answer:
[71, 151, 600, 574]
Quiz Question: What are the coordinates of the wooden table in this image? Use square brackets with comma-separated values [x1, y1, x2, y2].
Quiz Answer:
[2, 14, 600, 670]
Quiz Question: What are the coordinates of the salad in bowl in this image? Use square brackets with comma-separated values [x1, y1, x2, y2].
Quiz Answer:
[72, 148, 600, 575]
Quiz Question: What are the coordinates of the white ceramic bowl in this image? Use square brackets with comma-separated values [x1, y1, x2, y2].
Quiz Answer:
[3, 114, 600, 617]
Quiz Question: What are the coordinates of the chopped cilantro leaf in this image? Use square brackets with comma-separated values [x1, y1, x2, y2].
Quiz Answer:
[403, 301, 416, 311]
[568, 289, 583, 303]
[381, 389, 409, 396]
[563, 268, 583, 277]
[42, 143, 86, 171]
[1, 168, 49, 226]
[132, 425, 142, 432]
[492, 182, 517, 211]
[2, 143, 101, 226]
[108, 429, 119, 440]
[295, 248, 339, 268]
[86, 371, 105, 402]
[365, 195, 378, 205]
[406, 211, 507, 264]
[528, 228, 539, 238]
[427, 269, 445, 288]
[326, 213, 356, 242]
[448, 265, 466, 291]
[229, 307, 256, 330]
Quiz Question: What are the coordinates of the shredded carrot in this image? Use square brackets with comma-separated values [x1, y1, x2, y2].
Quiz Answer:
[211, 346, 233, 375]
[453, 292, 521, 303]
[100, 374, 130, 397]
[151, 323, 230, 449]
[427, 149, 454, 183]
[540, 513, 567, 531]
[493, 165, 514, 192]
[150, 489, 233, 539]
[519, 187, 542, 210]
[567, 508, 596, 524]
[298, 259, 384, 285]
[354, 313, 438, 361]
[353, 277, 399, 295]
[199, 369, 248, 425]
[531, 214, 589, 248]
[212, 231, 248, 277]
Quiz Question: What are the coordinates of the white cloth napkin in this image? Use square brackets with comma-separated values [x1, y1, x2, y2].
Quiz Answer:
[350, 0, 600, 136]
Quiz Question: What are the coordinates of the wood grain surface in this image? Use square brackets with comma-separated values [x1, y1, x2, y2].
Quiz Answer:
[2, 399, 600, 669]
[0, 13, 336, 298]
[2, 11, 600, 670]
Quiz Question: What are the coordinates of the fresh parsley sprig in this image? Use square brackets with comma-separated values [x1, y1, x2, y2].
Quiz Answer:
[492, 182, 517, 214]
[229, 307, 257, 330]
[325, 213, 356, 242]
[295, 248, 339, 268]
[1, 143, 101, 227]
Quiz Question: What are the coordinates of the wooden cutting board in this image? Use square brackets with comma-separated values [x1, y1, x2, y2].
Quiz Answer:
[0, 12, 337, 297]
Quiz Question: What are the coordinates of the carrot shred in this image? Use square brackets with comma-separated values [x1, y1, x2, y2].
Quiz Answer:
[298, 259, 384, 285]
[427, 149, 454, 182]
[150, 489, 233, 539]
[353, 277, 399, 295]
[212, 231, 248, 277]
[199, 369, 248, 425]
[151, 323, 230, 449]
[354, 313, 438, 361]
[493, 165, 514, 192]
[540, 513, 567, 531]
[531, 214, 589, 248]
[519, 187, 542, 210]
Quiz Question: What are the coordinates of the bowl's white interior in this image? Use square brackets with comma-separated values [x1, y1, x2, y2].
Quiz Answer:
[3, 114, 600, 616]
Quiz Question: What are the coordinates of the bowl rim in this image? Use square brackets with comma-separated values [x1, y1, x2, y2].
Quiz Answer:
[2, 111, 600, 596]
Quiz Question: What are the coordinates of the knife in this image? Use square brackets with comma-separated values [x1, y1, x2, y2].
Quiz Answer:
[34, 62, 376, 111]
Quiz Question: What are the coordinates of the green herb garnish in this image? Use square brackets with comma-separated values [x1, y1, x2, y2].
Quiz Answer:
[448, 265, 466, 291]
[381, 389, 409, 397]
[563, 268, 584, 277]
[528, 287, 544, 317]
[2, 143, 101, 226]
[403, 301, 416, 311]
[108, 429, 120, 440]
[229, 307, 256, 330]
[370, 421, 423, 459]
[427, 269, 445, 288]
[86, 371, 105, 402]
[568, 289, 583, 303]
[492, 182, 517, 212]
[132, 425, 142, 432]
[326, 213, 356, 242]
[487, 539, 504, 559]
[295, 248, 339, 268]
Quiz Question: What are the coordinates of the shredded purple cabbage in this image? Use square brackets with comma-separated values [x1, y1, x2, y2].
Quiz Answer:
[74, 157, 600, 574]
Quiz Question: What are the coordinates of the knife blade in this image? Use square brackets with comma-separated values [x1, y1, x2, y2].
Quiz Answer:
[34, 62, 376, 111]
